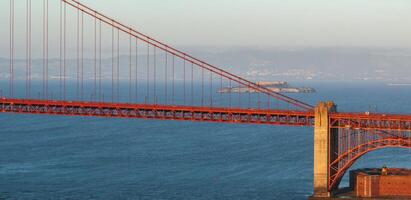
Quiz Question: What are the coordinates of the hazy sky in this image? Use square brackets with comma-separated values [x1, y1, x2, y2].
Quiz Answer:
[79, 0, 411, 47]
[0, 0, 410, 48]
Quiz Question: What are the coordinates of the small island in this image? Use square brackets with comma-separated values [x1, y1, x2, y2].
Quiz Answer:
[218, 81, 315, 93]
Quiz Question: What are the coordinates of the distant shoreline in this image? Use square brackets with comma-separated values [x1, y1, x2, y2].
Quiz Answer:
[387, 83, 411, 86]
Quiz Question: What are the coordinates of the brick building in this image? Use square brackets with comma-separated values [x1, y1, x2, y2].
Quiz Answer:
[350, 168, 411, 197]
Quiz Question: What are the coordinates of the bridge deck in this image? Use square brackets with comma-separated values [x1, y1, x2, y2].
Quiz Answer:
[2, 98, 411, 131]
[330, 112, 411, 131]
[0, 98, 314, 126]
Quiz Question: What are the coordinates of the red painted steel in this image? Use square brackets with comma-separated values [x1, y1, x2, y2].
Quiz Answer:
[327, 115, 411, 191]
[2, 0, 411, 195]
[0, 98, 314, 126]
[3, 98, 411, 131]
[61, 0, 313, 111]
[328, 138, 411, 191]
[330, 112, 411, 131]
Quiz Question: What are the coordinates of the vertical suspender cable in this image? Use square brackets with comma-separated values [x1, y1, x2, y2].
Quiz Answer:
[146, 41, 149, 103]
[172, 55, 175, 104]
[135, 38, 139, 102]
[59, 0, 62, 100]
[229, 80, 232, 107]
[28, 0, 32, 98]
[64, 2, 67, 100]
[201, 66, 204, 107]
[46, 0, 48, 98]
[76, 4, 79, 99]
[129, 35, 132, 102]
[248, 83, 251, 108]
[43, 0, 45, 99]
[154, 46, 156, 104]
[81, 12, 84, 100]
[191, 63, 193, 105]
[9, 0, 14, 97]
[183, 57, 186, 105]
[238, 82, 241, 108]
[99, 20, 102, 102]
[165, 50, 168, 104]
[26, 0, 29, 98]
[220, 70, 222, 106]
[12, 0, 15, 97]
[94, 11, 97, 101]
[117, 28, 119, 102]
[111, 23, 114, 102]
[210, 72, 212, 107]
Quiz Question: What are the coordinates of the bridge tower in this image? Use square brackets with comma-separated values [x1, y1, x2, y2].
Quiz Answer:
[313, 101, 338, 197]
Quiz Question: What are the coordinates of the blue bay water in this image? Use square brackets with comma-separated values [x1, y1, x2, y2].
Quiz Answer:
[0, 81, 410, 200]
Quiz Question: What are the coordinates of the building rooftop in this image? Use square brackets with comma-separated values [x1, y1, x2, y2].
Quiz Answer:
[353, 168, 411, 176]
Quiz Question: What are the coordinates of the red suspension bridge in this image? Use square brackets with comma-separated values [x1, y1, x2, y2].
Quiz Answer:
[1, 0, 410, 198]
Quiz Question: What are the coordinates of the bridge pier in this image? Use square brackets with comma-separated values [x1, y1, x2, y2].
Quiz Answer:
[313, 102, 338, 197]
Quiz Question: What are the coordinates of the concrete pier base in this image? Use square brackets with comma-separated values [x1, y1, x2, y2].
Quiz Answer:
[312, 102, 337, 197]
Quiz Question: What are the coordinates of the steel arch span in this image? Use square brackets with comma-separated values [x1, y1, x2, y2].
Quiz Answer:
[328, 134, 411, 191]
[313, 102, 411, 197]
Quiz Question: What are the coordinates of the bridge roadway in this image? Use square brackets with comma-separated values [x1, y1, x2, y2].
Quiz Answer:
[1, 98, 411, 131]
